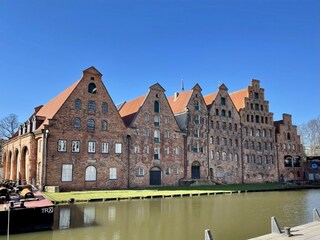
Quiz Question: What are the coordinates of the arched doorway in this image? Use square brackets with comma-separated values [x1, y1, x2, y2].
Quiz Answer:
[149, 167, 161, 185]
[20, 146, 28, 184]
[191, 161, 200, 179]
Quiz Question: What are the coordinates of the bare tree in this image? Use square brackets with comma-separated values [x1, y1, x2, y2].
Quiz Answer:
[0, 114, 20, 139]
[298, 116, 320, 156]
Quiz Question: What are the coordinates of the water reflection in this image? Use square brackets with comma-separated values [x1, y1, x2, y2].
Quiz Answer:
[2, 189, 320, 240]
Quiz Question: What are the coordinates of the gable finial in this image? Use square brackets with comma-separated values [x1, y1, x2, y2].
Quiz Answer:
[181, 75, 185, 92]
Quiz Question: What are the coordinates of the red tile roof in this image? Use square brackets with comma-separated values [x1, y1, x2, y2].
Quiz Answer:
[203, 92, 217, 107]
[36, 80, 81, 128]
[119, 95, 147, 126]
[167, 90, 192, 114]
[229, 88, 248, 111]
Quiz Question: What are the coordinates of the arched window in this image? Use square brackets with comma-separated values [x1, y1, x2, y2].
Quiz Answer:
[74, 118, 81, 128]
[287, 132, 291, 140]
[101, 120, 108, 131]
[221, 109, 226, 117]
[88, 83, 97, 93]
[154, 130, 160, 142]
[75, 99, 82, 109]
[215, 151, 220, 160]
[222, 151, 227, 161]
[234, 154, 238, 162]
[87, 119, 95, 130]
[244, 140, 248, 149]
[85, 166, 97, 181]
[88, 101, 96, 111]
[102, 102, 108, 113]
[154, 101, 160, 113]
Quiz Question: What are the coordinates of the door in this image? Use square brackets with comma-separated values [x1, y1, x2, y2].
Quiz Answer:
[150, 167, 161, 185]
[191, 161, 201, 179]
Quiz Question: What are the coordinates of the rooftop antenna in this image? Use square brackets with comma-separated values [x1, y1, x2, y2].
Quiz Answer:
[181, 75, 185, 92]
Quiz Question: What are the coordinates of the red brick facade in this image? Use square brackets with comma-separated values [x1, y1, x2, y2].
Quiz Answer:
[2, 67, 304, 190]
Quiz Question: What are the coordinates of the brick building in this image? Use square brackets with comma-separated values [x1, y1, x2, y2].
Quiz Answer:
[2, 67, 304, 190]
[274, 114, 304, 182]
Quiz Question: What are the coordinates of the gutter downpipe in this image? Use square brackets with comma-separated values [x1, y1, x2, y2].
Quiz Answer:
[126, 135, 131, 189]
[240, 123, 244, 183]
[42, 129, 49, 191]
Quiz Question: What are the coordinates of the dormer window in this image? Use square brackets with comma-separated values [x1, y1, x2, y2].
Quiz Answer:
[88, 83, 97, 94]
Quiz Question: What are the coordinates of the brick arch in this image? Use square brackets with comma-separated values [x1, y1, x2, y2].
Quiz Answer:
[20, 146, 28, 184]
[12, 148, 19, 181]
[6, 151, 12, 180]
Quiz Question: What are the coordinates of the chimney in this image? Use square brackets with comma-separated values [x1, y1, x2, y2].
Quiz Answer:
[174, 92, 179, 101]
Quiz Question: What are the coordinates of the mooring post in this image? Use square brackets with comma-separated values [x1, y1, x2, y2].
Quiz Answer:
[313, 208, 320, 221]
[205, 229, 213, 240]
[271, 216, 282, 234]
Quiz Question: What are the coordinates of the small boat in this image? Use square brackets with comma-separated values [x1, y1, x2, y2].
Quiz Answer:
[0, 183, 54, 234]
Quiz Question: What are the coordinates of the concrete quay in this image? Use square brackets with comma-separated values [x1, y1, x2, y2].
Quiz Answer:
[249, 209, 320, 240]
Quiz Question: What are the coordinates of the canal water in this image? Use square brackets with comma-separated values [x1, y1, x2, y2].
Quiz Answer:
[2, 189, 320, 240]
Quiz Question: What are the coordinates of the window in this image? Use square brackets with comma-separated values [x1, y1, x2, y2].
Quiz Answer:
[244, 140, 248, 149]
[216, 121, 219, 129]
[85, 166, 96, 181]
[102, 102, 108, 113]
[154, 101, 160, 113]
[194, 129, 199, 138]
[210, 120, 214, 128]
[229, 123, 232, 131]
[249, 128, 253, 136]
[234, 124, 237, 131]
[210, 136, 213, 144]
[255, 104, 259, 110]
[193, 142, 199, 152]
[75, 99, 82, 109]
[88, 141, 96, 153]
[62, 164, 73, 181]
[164, 130, 170, 139]
[134, 146, 140, 154]
[144, 113, 150, 122]
[215, 151, 220, 160]
[165, 167, 170, 175]
[101, 142, 109, 153]
[210, 150, 214, 159]
[109, 168, 117, 180]
[222, 122, 226, 130]
[256, 115, 260, 123]
[154, 130, 160, 142]
[164, 117, 169, 124]
[144, 128, 150, 137]
[58, 140, 67, 152]
[221, 97, 226, 105]
[72, 140, 80, 153]
[154, 147, 160, 160]
[144, 145, 149, 154]
[87, 119, 95, 131]
[222, 137, 227, 146]
[88, 101, 96, 112]
[245, 155, 249, 163]
[221, 110, 226, 117]
[195, 101, 200, 110]
[101, 120, 108, 131]
[228, 111, 231, 118]
[136, 167, 144, 176]
[215, 109, 219, 116]
[74, 118, 81, 128]
[115, 143, 122, 154]
[256, 129, 260, 137]
[173, 147, 179, 155]
[216, 137, 220, 145]
[234, 154, 239, 162]
[88, 83, 97, 93]
[173, 168, 179, 175]
[287, 132, 291, 140]
[254, 92, 259, 99]
[195, 115, 200, 124]
[235, 139, 239, 147]
[154, 116, 160, 127]
[164, 147, 169, 155]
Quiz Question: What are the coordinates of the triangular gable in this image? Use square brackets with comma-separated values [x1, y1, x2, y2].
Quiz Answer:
[36, 80, 81, 128]
[83, 66, 103, 76]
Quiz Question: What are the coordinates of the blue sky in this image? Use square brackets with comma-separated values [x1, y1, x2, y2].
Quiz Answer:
[0, 0, 319, 126]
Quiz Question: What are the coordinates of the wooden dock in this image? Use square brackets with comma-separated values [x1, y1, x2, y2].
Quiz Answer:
[249, 209, 320, 239]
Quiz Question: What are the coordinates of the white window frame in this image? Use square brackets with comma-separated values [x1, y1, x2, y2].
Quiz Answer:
[109, 168, 117, 180]
[62, 164, 73, 182]
[115, 143, 122, 154]
[72, 140, 80, 153]
[58, 140, 67, 152]
[85, 166, 97, 181]
[88, 141, 96, 153]
[136, 167, 144, 177]
[101, 142, 109, 154]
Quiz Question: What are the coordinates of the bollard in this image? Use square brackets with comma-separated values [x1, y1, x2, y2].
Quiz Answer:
[20, 199, 25, 208]
[9, 200, 14, 208]
[205, 229, 213, 240]
[283, 227, 291, 237]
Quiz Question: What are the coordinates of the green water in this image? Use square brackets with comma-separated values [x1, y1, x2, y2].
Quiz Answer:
[2, 189, 320, 240]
